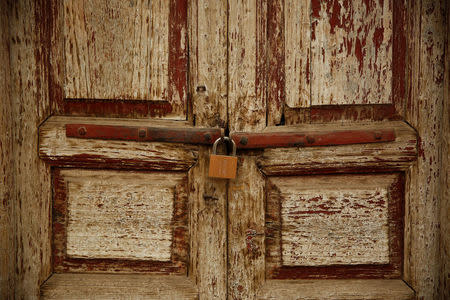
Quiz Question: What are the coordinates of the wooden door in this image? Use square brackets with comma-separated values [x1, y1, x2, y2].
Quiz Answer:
[38, 1, 419, 299]
[225, 1, 416, 299]
[40, 0, 227, 298]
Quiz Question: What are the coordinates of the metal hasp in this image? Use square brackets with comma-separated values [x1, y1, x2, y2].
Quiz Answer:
[231, 129, 396, 149]
[66, 124, 223, 145]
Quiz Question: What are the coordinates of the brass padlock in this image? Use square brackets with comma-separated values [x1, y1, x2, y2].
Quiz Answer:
[208, 137, 238, 179]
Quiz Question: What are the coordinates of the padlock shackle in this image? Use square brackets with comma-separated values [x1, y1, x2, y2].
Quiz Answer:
[212, 137, 237, 156]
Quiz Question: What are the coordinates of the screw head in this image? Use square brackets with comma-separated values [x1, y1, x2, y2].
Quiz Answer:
[78, 127, 87, 136]
[138, 128, 146, 138]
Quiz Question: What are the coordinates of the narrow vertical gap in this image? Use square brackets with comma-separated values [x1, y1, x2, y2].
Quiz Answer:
[226, 0, 230, 133]
[225, 1, 230, 298]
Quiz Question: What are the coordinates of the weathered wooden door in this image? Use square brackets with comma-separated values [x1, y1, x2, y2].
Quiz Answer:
[39, 0, 419, 299]
[224, 1, 416, 299]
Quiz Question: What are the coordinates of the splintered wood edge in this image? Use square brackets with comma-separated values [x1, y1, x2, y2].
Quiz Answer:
[257, 279, 414, 299]
[40, 273, 197, 299]
[257, 121, 417, 175]
[38, 116, 199, 170]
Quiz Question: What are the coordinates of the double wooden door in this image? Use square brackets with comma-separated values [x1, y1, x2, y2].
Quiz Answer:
[40, 0, 417, 299]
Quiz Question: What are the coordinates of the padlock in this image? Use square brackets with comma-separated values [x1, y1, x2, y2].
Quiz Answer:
[208, 137, 238, 179]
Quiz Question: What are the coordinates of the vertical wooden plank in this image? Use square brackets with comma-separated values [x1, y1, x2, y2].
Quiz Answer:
[0, 2, 14, 298]
[167, 0, 188, 118]
[404, 0, 446, 298]
[441, 3, 450, 298]
[228, 155, 265, 299]
[189, 0, 228, 128]
[311, 0, 393, 105]
[284, 0, 310, 108]
[9, 0, 53, 298]
[392, 0, 407, 117]
[267, 0, 285, 126]
[188, 3, 228, 296]
[188, 148, 227, 299]
[49, 0, 64, 114]
[228, 0, 267, 132]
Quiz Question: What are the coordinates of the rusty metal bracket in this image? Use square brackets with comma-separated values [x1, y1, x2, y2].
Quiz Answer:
[66, 124, 223, 145]
[231, 129, 395, 149]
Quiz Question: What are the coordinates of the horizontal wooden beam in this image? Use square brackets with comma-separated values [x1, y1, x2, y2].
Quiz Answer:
[40, 274, 197, 299]
[231, 129, 395, 149]
[39, 116, 199, 170]
[257, 121, 417, 175]
[66, 124, 223, 144]
[257, 279, 414, 299]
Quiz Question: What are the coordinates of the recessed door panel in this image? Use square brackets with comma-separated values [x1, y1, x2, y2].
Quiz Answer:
[265, 173, 404, 279]
[61, 0, 187, 118]
[53, 169, 188, 274]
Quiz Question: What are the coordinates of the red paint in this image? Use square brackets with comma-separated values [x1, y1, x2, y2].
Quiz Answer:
[328, 0, 342, 34]
[168, 0, 188, 115]
[66, 124, 222, 144]
[373, 26, 384, 55]
[266, 173, 405, 279]
[392, 0, 406, 116]
[51, 1, 188, 118]
[40, 153, 192, 171]
[62, 99, 173, 118]
[355, 37, 364, 74]
[305, 104, 401, 123]
[231, 129, 395, 149]
[267, 0, 285, 113]
[311, 0, 321, 18]
[52, 168, 189, 274]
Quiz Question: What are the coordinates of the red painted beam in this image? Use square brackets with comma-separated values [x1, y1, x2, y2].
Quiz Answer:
[231, 129, 395, 149]
[66, 124, 223, 145]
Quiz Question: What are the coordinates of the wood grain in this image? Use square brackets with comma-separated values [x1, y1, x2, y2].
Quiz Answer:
[62, 170, 183, 261]
[403, 1, 447, 298]
[62, 0, 187, 118]
[40, 273, 197, 300]
[187, 3, 228, 295]
[284, 0, 310, 108]
[266, 0, 284, 126]
[441, 5, 450, 298]
[0, 2, 14, 298]
[189, 0, 228, 128]
[228, 155, 265, 299]
[228, 0, 267, 131]
[258, 121, 417, 175]
[311, 0, 393, 105]
[53, 169, 188, 274]
[266, 173, 404, 279]
[272, 175, 394, 266]
[39, 116, 198, 170]
[9, 0, 53, 298]
[188, 148, 227, 299]
[257, 279, 414, 300]
[64, 0, 168, 101]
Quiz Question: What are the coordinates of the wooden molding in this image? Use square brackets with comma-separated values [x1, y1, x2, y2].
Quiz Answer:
[257, 279, 414, 299]
[52, 168, 189, 274]
[40, 274, 197, 299]
[265, 173, 404, 279]
[257, 121, 417, 175]
[39, 116, 199, 170]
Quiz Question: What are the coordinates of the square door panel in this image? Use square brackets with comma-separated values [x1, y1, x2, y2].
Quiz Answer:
[53, 169, 188, 273]
[266, 173, 404, 279]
